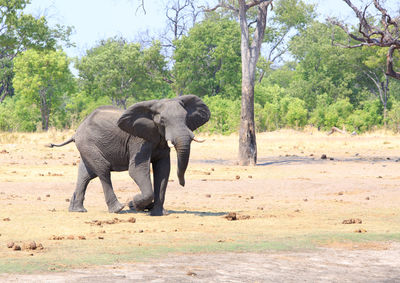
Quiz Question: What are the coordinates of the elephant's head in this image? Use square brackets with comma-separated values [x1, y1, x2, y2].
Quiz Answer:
[117, 95, 210, 187]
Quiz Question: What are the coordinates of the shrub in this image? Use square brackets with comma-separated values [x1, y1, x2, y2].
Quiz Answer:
[388, 100, 400, 132]
[280, 96, 308, 129]
[201, 95, 241, 134]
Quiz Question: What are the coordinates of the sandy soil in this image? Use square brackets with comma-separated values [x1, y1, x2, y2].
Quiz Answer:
[1, 129, 400, 281]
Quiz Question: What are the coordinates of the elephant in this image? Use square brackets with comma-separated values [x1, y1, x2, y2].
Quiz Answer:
[47, 95, 210, 216]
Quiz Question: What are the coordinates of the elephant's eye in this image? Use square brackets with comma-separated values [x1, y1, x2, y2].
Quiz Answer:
[154, 114, 162, 124]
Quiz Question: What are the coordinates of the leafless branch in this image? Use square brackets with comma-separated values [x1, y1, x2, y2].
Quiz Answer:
[328, 0, 400, 80]
[203, 2, 238, 13]
[136, 0, 146, 15]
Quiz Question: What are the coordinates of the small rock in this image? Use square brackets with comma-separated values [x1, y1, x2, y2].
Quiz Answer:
[205, 194, 211, 198]
[13, 245, 21, 251]
[303, 198, 308, 202]
[187, 271, 197, 276]
[354, 228, 367, 233]
[67, 235, 75, 240]
[50, 235, 64, 240]
[3, 217, 10, 221]
[321, 154, 327, 159]
[37, 243, 44, 250]
[225, 212, 237, 221]
[98, 236, 104, 240]
[342, 218, 362, 224]
[127, 217, 136, 223]
[7, 242, 14, 248]
[338, 191, 344, 196]
[235, 175, 240, 180]
[248, 175, 253, 179]
[23, 241, 37, 250]
[46, 194, 50, 197]
[138, 230, 144, 233]
[78, 236, 86, 240]
[365, 197, 370, 200]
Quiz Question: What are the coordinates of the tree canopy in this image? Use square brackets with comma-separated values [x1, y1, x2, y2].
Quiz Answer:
[2, 0, 400, 136]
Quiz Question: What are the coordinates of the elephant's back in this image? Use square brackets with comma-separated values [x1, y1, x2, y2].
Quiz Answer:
[77, 106, 123, 131]
[74, 105, 129, 153]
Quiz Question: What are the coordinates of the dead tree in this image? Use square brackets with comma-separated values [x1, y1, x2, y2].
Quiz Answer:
[207, 0, 273, 166]
[328, 0, 400, 80]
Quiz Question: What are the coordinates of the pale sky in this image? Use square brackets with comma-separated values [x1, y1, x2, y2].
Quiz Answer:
[24, 0, 362, 58]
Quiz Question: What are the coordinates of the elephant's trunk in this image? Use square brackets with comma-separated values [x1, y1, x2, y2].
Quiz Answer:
[174, 135, 192, 187]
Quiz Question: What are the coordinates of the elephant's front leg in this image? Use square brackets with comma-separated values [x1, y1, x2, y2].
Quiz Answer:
[151, 156, 171, 216]
[128, 158, 154, 211]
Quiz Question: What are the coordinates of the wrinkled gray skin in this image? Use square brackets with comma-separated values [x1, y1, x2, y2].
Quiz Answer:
[48, 95, 210, 216]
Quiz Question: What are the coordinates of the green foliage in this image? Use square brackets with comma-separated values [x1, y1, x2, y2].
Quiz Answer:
[0, 0, 73, 102]
[0, 96, 40, 131]
[388, 101, 400, 133]
[13, 49, 75, 131]
[281, 96, 308, 128]
[76, 38, 170, 108]
[173, 18, 241, 99]
[200, 96, 241, 134]
[288, 22, 361, 109]
[345, 100, 381, 132]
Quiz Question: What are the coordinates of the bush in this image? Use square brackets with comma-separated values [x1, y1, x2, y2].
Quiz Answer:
[388, 100, 400, 132]
[259, 101, 280, 131]
[201, 95, 241, 134]
[345, 100, 382, 132]
[280, 96, 308, 129]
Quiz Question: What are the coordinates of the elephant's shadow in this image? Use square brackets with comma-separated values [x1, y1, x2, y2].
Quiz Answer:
[120, 209, 227, 217]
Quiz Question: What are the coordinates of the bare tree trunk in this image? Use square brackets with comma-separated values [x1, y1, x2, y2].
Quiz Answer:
[40, 89, 50, 131]
[238, 0, 271, 166]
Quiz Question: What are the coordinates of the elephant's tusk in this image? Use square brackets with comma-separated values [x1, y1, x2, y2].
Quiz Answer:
[167, 140, 174, 148]
[192, 137, 205, 143]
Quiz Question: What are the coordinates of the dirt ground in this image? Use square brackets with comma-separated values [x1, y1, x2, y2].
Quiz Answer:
[1, 129, 400, 281]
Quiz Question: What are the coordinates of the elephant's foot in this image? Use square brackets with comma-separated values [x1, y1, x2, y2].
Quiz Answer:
[128, 200, 154, 212]
[108, 201, 125, 213]
[150, 208, 165, 216]
[150, 203, 169, 216]
[69, 203, 87, 212]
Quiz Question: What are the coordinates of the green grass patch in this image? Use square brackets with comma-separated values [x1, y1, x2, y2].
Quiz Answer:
[1, 232, 399, 274]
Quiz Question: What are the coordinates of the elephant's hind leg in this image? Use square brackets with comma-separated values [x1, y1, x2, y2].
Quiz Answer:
[98, 172, 125, 213]
[69, 161, 96, 212]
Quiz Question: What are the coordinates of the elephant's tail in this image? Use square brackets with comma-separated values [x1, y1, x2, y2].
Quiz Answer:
[45, 137, 75, 148]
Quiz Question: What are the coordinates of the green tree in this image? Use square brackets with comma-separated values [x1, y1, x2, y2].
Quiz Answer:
[0, 0, 72, 103]
[289, 22, 361, 110]
[13, 49, 74, 131]
[76, 38, 170, 109]
[173, 17, 241, 99]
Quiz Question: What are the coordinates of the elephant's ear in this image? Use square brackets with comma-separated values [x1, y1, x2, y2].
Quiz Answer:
[178, 95, 211, 131]
[117, 100, 160, 143]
